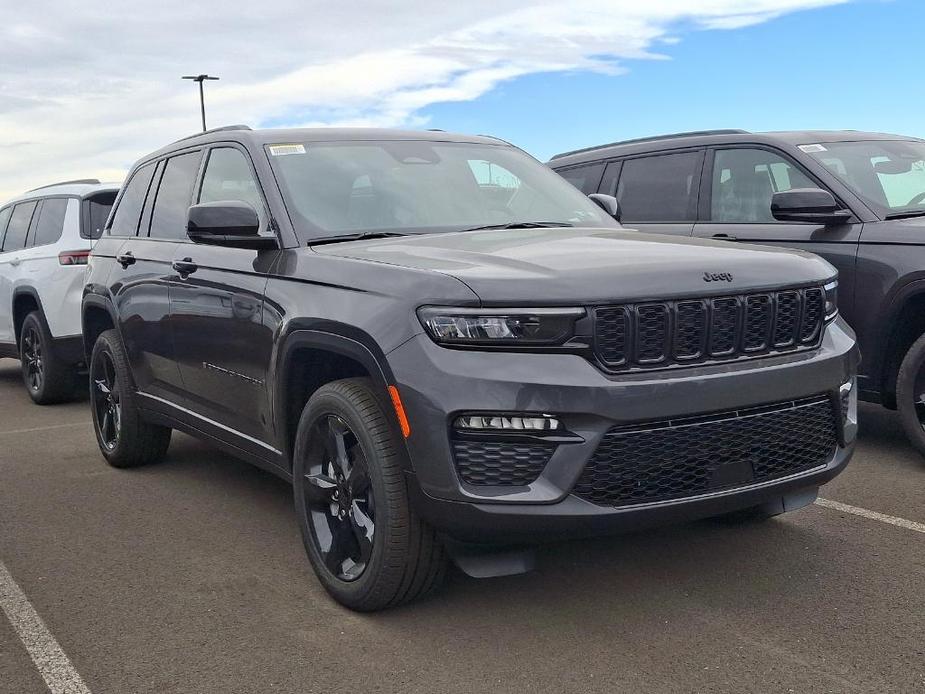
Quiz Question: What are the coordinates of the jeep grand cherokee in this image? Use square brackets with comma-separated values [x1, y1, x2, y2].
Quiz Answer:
[82, 126, 858, 610]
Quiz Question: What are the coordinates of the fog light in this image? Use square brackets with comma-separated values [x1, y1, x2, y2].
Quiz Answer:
[840, 377, 856, 423]
[454, 414, 560, 431]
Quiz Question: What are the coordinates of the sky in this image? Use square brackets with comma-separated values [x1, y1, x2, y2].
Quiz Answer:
[0, 0, 920, 199]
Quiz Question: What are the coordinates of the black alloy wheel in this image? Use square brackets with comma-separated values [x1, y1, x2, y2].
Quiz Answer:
[21, 324, 44, 394]
[91, 349, 121, 450]
[301, 414, 376, 581]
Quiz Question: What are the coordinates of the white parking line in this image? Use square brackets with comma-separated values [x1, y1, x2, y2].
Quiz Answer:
[816, 497, 925, 535]
[0, 422, 87, 437]
[0, 560, 92, 694]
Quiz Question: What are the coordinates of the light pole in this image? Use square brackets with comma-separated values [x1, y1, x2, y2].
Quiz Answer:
[181, 74, 220, 132]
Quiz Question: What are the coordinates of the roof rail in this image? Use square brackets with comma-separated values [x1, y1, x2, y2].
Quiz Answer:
[172, 124, 252, 145]
[550, 129, 749, 160]
[27, 178, 101, 192]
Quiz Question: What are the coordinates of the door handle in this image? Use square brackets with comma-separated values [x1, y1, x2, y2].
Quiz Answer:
[116, 251, 136, 268]
[712, 233, 738, 242]
[172, 258, 198, 276]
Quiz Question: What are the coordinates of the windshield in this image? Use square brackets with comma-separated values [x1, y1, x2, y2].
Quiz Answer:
[266, 139, 615, 241]
[802, 139, 925, 218]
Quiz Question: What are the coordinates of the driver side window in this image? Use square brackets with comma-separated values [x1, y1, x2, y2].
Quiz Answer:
[711, 148, 817, 223]
[198, 148, 267, 230]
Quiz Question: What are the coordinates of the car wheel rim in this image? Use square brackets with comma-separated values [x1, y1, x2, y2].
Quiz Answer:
[301, 414, 375, 582]
[92, 351, 121, 450]
[22, 326, 43, 392]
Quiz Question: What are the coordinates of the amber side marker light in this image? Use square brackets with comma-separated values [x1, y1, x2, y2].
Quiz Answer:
[387, 385, 411, 438]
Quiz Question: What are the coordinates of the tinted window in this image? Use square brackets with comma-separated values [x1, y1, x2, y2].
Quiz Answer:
[110, 164, 156, 237]
[149, 152, 202, 240]
[0, 207, 12, 248]
[83, 192, 117, 239]
[617, 152, 701, 222]
[31, 198, 68, 247]
[198, 148, 265, 227]
[712, 148, 816, 223]
[2, 202, 37, 251]
[557, 164, 604, 195]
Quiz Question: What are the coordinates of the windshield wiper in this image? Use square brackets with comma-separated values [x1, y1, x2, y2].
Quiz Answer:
[307, 231, 407, 246]
[885, 210, 925, 220]
[459, 221, 575, 232]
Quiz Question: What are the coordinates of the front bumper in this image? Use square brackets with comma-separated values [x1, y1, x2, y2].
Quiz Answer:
[387, 317, 859, 542]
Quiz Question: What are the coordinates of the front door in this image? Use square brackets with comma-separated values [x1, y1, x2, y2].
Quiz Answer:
[692, 146, 861, 321]
[168, 146, 281, 445]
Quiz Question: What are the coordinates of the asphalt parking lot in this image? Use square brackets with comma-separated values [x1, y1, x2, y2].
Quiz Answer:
[0, 361, 923, 694]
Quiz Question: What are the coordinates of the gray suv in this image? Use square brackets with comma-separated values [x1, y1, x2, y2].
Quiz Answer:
[83, 127, 857, 610]
[550, 129, 925, 457]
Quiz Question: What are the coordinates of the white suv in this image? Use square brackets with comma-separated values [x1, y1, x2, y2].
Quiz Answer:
[0, 179, 118, 403]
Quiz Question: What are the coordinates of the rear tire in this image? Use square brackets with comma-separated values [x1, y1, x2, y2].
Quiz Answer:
[293, 378, 446, 611]
[896, 332, 925, 459]
[89, 329, 171, 468]
[19, 311, 74, 405]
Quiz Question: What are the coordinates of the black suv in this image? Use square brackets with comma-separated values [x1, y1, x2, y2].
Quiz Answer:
[83, 126, 857, 610]
[550, 129, 925, 457]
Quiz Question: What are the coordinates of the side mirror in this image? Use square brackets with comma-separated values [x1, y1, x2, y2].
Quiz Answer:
[771, 188, 852, 226]
[589, 193, 621, 222]
[187, 201, 278, 250]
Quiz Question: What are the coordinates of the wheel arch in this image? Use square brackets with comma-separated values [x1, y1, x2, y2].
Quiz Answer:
[878, 278, 925, 408]
[81, 295, 118, 361]
[274, 328, 402, 468]
[11, 287, 44, 349]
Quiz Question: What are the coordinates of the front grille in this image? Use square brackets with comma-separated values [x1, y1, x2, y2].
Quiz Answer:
[453, 439, 556, 486]
[572, 396, 838, 507]
[593, 286, 826, 371]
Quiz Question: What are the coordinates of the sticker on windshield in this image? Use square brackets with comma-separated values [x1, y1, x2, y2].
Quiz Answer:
[269, 144, 306, 156]
[799, 144, 828, 153]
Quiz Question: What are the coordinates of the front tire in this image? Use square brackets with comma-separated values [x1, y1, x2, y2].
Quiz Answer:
[20, 311, 73, 405]
[293, 378, 446, 611]
[89, 329, 171, 468]
[896, 332, 925, 459]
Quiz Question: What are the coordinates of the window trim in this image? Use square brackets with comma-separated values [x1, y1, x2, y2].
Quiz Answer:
[609, 147, 705, 224]
[28, 196, 70, 249]
[0, 205, 12, 253]
[701, 143, 852, 224]
[106, 161, 160, 238]
[1, 200, 40, 253]
[144, 148, 204, 241]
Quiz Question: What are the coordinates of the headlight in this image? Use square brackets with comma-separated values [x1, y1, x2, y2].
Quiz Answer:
[417, 307, 584, 346]
[823, 280, 838, 322]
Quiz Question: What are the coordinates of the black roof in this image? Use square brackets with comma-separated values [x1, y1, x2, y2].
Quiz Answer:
[143, 125, 506, 163]
[549, 129, 924, 167]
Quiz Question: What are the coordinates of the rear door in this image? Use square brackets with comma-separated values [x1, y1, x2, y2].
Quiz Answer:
[599, 149, 703, 236]
[0, 201, 38, 344]
[0, 205, 15, 344]
[692, 145, 861, 317]
[168, 144, 281, 446]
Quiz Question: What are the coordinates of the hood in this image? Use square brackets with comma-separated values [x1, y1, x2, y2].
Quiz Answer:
[313, 227, 837, 304]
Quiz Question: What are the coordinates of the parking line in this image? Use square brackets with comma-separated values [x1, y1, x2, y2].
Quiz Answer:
[0, 560, 92, 694]
[0, 422, 87, 437]
[816, 497, 925, 535]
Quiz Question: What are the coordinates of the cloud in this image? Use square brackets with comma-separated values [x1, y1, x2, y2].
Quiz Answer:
[0, 0, 846, 198]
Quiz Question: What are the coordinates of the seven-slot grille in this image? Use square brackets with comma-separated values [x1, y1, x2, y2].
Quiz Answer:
[593, 286, 825, 370]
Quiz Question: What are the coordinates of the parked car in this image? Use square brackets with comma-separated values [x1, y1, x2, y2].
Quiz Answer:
[82, 126, 857, 610]
[0, 179, 118, 403]
[550, 129, 925, 458]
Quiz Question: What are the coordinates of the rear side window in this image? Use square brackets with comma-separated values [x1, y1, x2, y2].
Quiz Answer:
[110, 164, 156, 237]
[0, 207, 12, 249]
[557, 163, 604, 195]
[31, 198, 69, 247]
[617, 152, 702, 222]
[2, 201, 38, 251]
[149, 152, 202, 240]
[82, 192, 117, 239]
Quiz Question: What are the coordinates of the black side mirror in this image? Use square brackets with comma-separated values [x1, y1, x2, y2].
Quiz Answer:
[771, 188, 852, 226]
[589, 193, 621, 222]
[187, 201, 278, 250]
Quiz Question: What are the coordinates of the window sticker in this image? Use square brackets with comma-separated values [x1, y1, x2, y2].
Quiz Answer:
[269, 144, 306, 156]
[798, 144, 828, 153]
